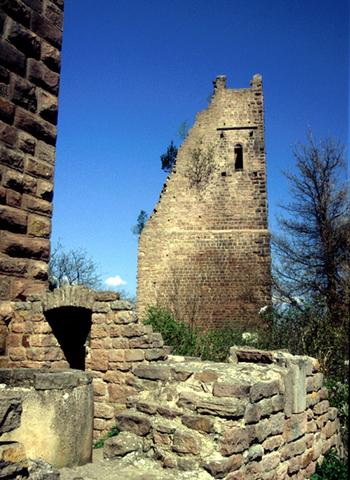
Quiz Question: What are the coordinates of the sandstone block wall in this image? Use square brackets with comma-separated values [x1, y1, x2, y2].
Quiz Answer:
[0, 0, 63, 302]
[0, 286, 169, 439]
[137, 74, 271, 329]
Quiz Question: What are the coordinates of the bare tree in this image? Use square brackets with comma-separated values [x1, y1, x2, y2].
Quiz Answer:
[273, 133, 349, 324]
[185, 139, 216, 190]
[49, 242, 102, 289]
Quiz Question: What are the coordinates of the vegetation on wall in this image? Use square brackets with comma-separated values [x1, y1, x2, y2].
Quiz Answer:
[160, 140, 178, 172]
[311, 449, 348, 480]
[132, 210, 148, 237]
[185, 139, 216, 190]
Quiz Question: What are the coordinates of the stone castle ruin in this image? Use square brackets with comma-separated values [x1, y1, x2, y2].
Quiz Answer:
[0, 1, 345, 479]
[137, 74, 270, 328]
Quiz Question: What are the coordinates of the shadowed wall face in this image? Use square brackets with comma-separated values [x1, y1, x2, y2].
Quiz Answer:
[0, 0, 64, 301]
[137, 74, 271, 328]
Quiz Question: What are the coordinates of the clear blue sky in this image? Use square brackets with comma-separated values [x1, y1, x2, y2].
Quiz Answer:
[52, 0, 349, 297]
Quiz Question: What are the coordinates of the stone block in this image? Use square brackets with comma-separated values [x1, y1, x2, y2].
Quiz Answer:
[283, 412, 307, 442]
[23, 194, 52, 215]
[103, 431, 143, 459]
[243, 444, 264, 462]
[313, 400, 330, 416]
[220, 425, 254, 455]
[280, 437, 306, 461]
[196, 395, 247, 419]
[203, 454, 243, 477]
[181, 414, 214, 433]
[0, 122, 17, 147]
[17, 131, 36, 154]
[0, 39, 26, 75]
[136, 401, 158, 415]
[36, 179, 53, 201]
[6, 189, 22, 207]
[119, 324, 153, 338]
[108, 349, 124, 362]
[133, 365, 170, 381]
[213, 378, 251, 398]
[0, 65, 10, 83]
[0, 205, 27, 233]
[36, 140, 55, 163]
[173, 429, 201, 454]
[91, 350, 108, 371]
[107, 384, 136, 403]
[250, 379, 280, 402]
[116, 411, 151, 436]
[27, 214, 51, 237]
[15, 108, 56, 145]
[44, 1, 63, 29]
[124, 349, 144, 362]
[21, 0, 43, 13]
[0, 394, 22, 433]
[7, 20, 41, 58]
[0, 231, 49, 260]
[0, 97, 15, 124]
[0, 441, 27, 478]
[1, 0, 31, 27]
[41, 40, 60, 72]
[262, 434, 285, 452]
[145, 348, 167, 361]
[254, 412, 285, 442]
[12, 77, 37, 113]
[94, 291, 120, 302]
[129, 332, 164, 348]
[31, 12, 62, 48]
[0, 145, 25, 170]
[306, 373, 323, 393]
[94, 403, 114, 420]
[24, 156, 54, 180]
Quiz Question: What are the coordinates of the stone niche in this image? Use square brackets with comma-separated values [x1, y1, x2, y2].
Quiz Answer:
[0, 368, 93, 468]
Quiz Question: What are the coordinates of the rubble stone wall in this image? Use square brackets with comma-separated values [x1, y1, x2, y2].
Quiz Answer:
[0, 0, 64, 302]
[137, 74, 271, 329]
[110, 347, 343, 480]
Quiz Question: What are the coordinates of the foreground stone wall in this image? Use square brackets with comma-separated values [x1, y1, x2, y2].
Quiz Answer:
[137, 74, 271, 329]
[108, 347, 343, 479]
[0, 368, 93, 469]
[0, 286, 169, 438]
[0, 0, 64, 302]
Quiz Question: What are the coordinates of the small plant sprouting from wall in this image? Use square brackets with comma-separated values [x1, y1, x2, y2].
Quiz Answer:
[93, 426, 120, 449]
[185, 139, 216, 190]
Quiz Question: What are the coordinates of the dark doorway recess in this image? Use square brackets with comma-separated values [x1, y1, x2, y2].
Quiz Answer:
[45, 307, 92, 370]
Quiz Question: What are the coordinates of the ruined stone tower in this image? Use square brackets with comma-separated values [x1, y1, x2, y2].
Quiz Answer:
[137, 74, 271, 328]
[0, 0, 63, 301]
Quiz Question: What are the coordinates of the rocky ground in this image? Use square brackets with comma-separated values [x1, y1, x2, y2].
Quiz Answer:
[59, 449, 212, 480]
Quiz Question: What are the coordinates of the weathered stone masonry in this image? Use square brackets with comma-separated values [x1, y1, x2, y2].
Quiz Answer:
[0, 0, 63, 304]
[137, 74, 271, 329]
[0, 286, 169, 439]
[109, 348, 344, 479]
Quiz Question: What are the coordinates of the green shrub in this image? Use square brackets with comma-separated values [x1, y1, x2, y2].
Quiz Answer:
[311, 449, 348, 480]
[144, 306, 197, 356]
[144, 306, 260, 361]
[325, 378, 349, 452]
[259, 305, 349, 381]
